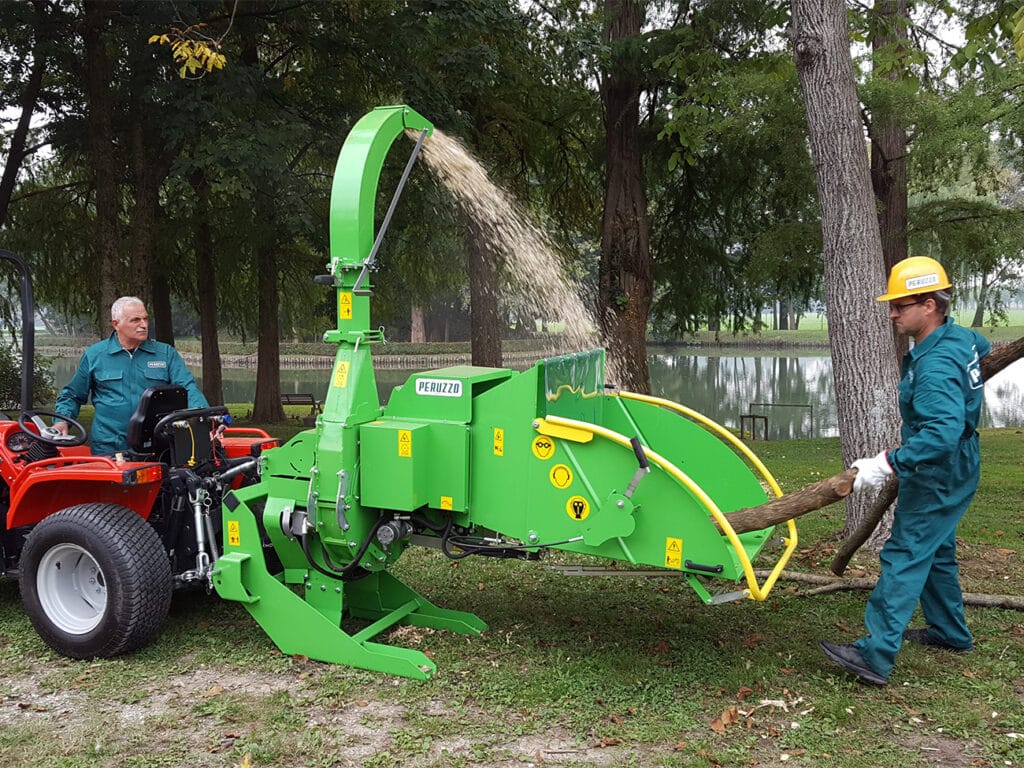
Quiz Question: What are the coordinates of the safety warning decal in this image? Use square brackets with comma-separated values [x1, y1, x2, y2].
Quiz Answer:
[531, 435, 555, 460]
[566, 495, 590, 521]
[338, 291, 353, 320]
[440, 496, 453, 510]
[549, 464, 573, 489]
[333, 361, 350, 388]
[227, 519, 241, 547]
[493, 428, 504, 457]
[398, 429, 412, 458]
[665, 537, 683, 569]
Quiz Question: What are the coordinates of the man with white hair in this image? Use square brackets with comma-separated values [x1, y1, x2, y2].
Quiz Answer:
[54, 296, 208, 455]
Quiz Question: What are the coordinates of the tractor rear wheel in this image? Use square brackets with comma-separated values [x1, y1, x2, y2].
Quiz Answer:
[20, 503, 172, 659]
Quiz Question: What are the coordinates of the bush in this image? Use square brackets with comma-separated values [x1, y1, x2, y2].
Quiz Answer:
[0, 345, 55, 410]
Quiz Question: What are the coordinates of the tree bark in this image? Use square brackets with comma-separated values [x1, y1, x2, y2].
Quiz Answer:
[82, 0, 123, 328]
[468, 218, 503, 367]
[598, 0, 652, 393]
[193, 170, 223, 406]
[790, 0, 901, 545]
[868, 0, 910, 360]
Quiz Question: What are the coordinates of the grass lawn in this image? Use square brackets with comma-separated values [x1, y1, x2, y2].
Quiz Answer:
[1, 419, 1022, 767]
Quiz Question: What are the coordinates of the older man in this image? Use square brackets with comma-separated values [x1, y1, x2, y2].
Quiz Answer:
[55, 296, 208, 455]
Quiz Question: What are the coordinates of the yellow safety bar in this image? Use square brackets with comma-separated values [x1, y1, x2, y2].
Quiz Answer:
[538, 406, 798, 601]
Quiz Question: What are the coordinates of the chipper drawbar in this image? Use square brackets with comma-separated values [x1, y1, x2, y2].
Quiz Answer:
[213, 105, 798, 679]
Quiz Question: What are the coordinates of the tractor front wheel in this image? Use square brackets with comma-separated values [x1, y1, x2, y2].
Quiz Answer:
[20, 503, 172, 659]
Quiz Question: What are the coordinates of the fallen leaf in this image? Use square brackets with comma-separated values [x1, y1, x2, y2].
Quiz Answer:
[673, 741, 687, 751]
[742, 634, 764, 649]
[710, 717, 726, 734]
[202, 686, 223, 698]
[737, 686, 754, 702]
[477, 582, 485, 591]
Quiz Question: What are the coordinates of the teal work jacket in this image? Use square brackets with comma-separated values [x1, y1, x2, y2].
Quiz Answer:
[886, 317, 989, 511]
[55, 334, 209, 456]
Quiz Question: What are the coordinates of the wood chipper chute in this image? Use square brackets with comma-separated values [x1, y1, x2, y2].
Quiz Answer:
[213, 105, 798, 679]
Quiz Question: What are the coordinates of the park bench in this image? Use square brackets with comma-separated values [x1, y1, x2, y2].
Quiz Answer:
[280, 393, 323, 413]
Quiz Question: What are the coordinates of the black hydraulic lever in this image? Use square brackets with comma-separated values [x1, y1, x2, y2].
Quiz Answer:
[624, 436, 651, 499]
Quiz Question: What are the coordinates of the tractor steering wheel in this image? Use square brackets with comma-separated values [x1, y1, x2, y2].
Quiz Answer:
[19, 410, 88, 447]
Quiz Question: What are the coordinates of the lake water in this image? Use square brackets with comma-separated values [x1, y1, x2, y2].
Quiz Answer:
[49, 349, 1024, 440]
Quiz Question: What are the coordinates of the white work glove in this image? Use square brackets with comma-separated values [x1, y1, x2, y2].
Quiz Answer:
[851, 451, 893, 493]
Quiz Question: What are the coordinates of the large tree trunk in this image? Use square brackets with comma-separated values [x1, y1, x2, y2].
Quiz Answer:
[971, 271, 989, 327]
[0, 1, 49, 228]
[868, 0, 910, 360]
[252, 241, 284, 422]
[791, 0, 901, 545]
[82, 0, 123, 329]
[193, 170, 223, 406]
[598, 0, 652, 393]
[410, 305, 426, 343]
[468, 219, 503, 367]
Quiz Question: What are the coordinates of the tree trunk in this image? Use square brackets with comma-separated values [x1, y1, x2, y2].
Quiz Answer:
[971, 271, 988, 327]
[869, 0, 910, 360]
[790, 0, 901, 545]
[410, 305, 426, 343]
[0, 1, 49, 228]
[150, 274, 174, 345]
[82, 0, 123, 328]
[252, 241, 283, 422]
[193, 171, 223, 405]
[468, 219, 503, 367]
[598, 0, 652, 394]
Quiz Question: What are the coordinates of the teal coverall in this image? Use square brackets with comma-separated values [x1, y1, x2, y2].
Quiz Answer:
[55, 334, 209, 456]
[854, 317, 989, 678]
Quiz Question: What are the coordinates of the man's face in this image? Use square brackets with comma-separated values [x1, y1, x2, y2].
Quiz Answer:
[888, 296, 932, 337]
[113, 303, 149, 348]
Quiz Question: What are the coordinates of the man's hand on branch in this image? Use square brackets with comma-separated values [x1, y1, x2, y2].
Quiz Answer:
[851, 451, 893, 493]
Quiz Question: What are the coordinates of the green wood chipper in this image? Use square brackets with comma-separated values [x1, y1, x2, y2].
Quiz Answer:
[213, 105, 798, 679]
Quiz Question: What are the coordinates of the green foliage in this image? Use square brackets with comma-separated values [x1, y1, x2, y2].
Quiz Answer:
[0, 345, 54, 410]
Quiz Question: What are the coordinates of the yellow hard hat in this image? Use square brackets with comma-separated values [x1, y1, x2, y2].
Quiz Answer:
[876, 256, 952, 301]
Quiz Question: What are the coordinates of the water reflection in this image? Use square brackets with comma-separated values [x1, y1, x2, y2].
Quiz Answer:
[48, 350, 1024, 439]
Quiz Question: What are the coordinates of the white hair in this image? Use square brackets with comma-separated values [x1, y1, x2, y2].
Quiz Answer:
[111, 296, 145, 322]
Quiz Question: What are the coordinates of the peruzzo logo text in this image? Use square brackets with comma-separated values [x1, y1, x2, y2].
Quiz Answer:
[415, 378, 463, 397]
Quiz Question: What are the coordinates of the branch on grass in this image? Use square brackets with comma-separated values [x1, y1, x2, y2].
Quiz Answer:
[754, 569, 1024, 610]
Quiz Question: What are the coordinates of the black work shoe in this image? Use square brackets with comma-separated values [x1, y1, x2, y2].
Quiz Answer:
[902, 628, 974, 654]
[819, 641, 888, 686]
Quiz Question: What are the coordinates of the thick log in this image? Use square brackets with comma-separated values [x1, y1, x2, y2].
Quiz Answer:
[830, 335, 1024, 576]
[718, 469, 857, 535]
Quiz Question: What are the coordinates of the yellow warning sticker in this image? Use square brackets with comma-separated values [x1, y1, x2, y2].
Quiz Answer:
[227, 519, 241, 547]
[531, 435, 555, 460]
[338, 291, 353, 320]
[333, 361, 350, 388]
[566, 495, 590, 521]
[665, 537, 683, 570]
[440, 496, 453, 510]
[398, 429, 412, 458]
[493, 428, 504, 457]
[549, 463, 573, 489]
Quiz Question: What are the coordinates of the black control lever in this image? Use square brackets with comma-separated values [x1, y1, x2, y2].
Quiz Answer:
[624, 436, 651, 499]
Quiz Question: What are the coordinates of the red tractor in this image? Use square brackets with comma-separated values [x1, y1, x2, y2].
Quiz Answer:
[0, 250, 278, 658]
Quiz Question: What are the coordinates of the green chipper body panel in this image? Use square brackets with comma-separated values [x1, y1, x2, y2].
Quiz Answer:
[213, 105, 797, 679]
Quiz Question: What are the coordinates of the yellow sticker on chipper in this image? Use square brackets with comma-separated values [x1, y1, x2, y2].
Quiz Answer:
[333, 361, 350, 388]
[398, 429, 412, 458]
[440, 496, 453, 510]
[493, 428, 504, 456]
[227, 519, 241, 547]
[532, 435, 555, 460]
[566, 495, 590, 521]
[549, 464, 573, 489]
[665, 537, 683, 569]
[338, 291, 353, 320]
